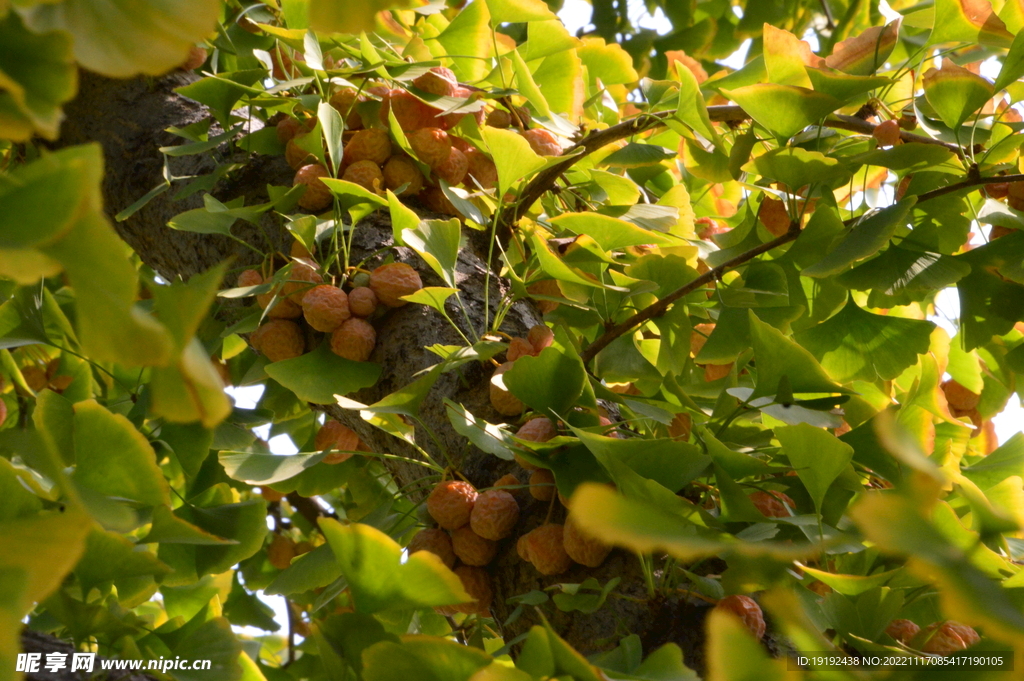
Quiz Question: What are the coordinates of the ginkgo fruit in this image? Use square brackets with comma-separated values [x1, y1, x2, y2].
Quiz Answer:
[489, 362, 524, 416]
[407, 528, 456, 569]
[301, 285, 351, 332]
[347, 286, 379, 317]
[451, 526, 497, 566]
[383, 156, 425, 196]
[749, 490, 794, 518]
[469, 489, 519, 540]
[522, 128, 562, 156]
[427, 480, 478, 530]
[369, 262, 423, 307]
[330, 318, 376, 362]
[294, 163, 333, 212]
[250, 320, 304, 362]
[408, 128, 452, 168]
[314, 420, 363, 464]
[342, 160, 383, 193]
[528, 468, 556, 501]
[452, 566, 493, 615]
[713, 595, 765, 639]
[520, 524, 573, 575]
[344, 129, 392, 166]
[563, 513, 612, 567]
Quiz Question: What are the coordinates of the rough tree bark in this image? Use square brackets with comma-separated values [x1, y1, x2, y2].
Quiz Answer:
[32, 70, 719, 676]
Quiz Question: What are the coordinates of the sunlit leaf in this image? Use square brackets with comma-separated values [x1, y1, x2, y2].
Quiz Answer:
[923, 61, 995, 129]
[720, 84, 842, 139]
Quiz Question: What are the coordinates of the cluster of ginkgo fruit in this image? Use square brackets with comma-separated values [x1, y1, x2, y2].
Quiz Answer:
[278, 66, 564, 217]
[407, 465, 614, 617]
[713, 595, 980, 655]
[237, 241, 423, 365]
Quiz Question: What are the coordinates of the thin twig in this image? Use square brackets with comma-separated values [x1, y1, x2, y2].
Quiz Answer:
[818, 0, 836, 30]
[578, 168, 1021, 365]
[498, 105, 961, 235]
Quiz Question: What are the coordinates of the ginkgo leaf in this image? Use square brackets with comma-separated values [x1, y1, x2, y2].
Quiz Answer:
[824, 20, 901, 75]
[795, 297, 935, 382]
[929, 0, 1014, 48]
[923, 61, 994, 129]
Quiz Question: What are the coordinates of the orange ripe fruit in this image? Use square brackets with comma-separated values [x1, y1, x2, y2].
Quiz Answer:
[420, 186, 460, 217]
[526, 279, 561, 313]
[294, 163, 333, 212]
[347, 286, 379, 317]
[920, 621, 980, 654]
[344, 129, 392, 166]
[527, 325, 554, 354]
[283, 262, 323, 304]
[427, 480, 478, 529]
[301, 285, 351, 332]
[412, 66, 458, 97]
[486, 109, 512, 128]
[250, 320, 304, 362]
[328, 88, 365, 130]
[434, 147, 468, 185]
[749, 490, 794, 518]
[521, 128, 562, 156]
[260, 487, 285, 502]
[285, 135, 317, 169]
[383, 156, 425, 196]
[941, 379, 980, 413]
[181, 45, 208, 71]
[330, 317, 376, 362]
[408, 128, 452, 168]
[382, 89, 441, 130]
[563, 513, 612, 567]
[690, 322, 715, 358]
[515, 417, 557, 442]
[314, 420, 364, 464]
[714, 595, 766, 639]
[451, 526, 497, 566]
[237, 269, 263, 288]
[342, 160, 383, 193]
[872, 119, 902, 147]
[885, 619, 920, 645]
[407, 528, 456, 569]
[369, 262, 422, 307]
[267, 535, 296, 569]
[521, 524, 573, 575]
[704, 362, 733, 382]
[464, 147, 498, 190]
[506, 337, 535, 361]
[489, 361, 523, 416]
[469, 489, 520, 540]
[451, 566, 493, 615]
[528, 468, 556, 501]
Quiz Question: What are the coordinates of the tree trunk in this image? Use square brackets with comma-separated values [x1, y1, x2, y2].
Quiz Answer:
[44, 70, 714, 676]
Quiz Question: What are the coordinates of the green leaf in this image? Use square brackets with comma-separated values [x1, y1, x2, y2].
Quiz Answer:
[747, 147, 851, 190]
[265, 544, 343, 596]
[962, 433, 1024, 489]
[599, 143, 676, 169]
[549, 212, 675, 250]
[480, 127, 546, 197]
[995, 30, 1024, 92]
[632, 643, 699, 680]
[164, 500, 268, 580]
[798, 563, 901, 596]
[824, 21, 901, 76]
[748, 311, 846, 400]
[805, 67, 891, 103]
[706, 608, 789, 680]
[720, 84, 842, 139]
[401, 287, 459, 313]
[569, 483, 817, 562]
[309, 0, 425, 35]
[504, 346, 586, 416]
[363, 636, 492, 681]
[387, 190, 419, 247]
[668, 63, 716, 144]
[174, 73, 262, 129]
[219, 451, 327, 485]
[74, 528, 171, 597]
[72, 400, 171, 508]
[0, 506, 91, 605]
[762, 24, 814, 88]
[19, 0, 221, 78]
[317, 100, 344, 176]
[264, 342, 381, 405]
[444, 400, 514, 460]
[511, 48, 550, 118]
[320, 520, 470, 614]
[164, 616, 243, 681]
[320, 178, 387, 210]
[402, 219, 462, 288]
[836, 245, 970, 296]
[141, 505, 237, 545]
[578, 37, 638, 85]
[849, 143, 962, 173]
[573, 429, 711, 493]
[794, 297, 935, 382]
[485, 0, 555, 23]
[802, 198, 916, 278]
[923, 61, 995, 129]
[775, 423, 854, 514]
[160, 421, 214, 479]
[435, 0, 492, 82]
[0, 12, 77, 142]
[338, 364, 442, 417]
[929, 0, 1014, 48]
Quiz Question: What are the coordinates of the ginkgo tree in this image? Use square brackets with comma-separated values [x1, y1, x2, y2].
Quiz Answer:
[3, 0, 1024, 679]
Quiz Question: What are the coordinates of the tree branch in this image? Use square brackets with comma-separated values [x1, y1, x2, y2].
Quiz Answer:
[579, 227, 803, 364]
[578, 168, 1020, 365]
[500, 105, 962, 234]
